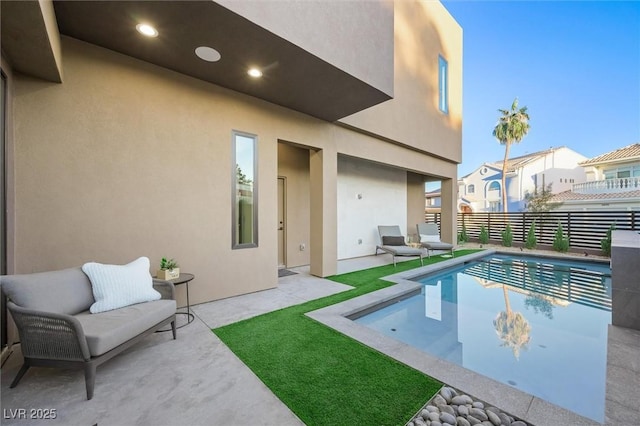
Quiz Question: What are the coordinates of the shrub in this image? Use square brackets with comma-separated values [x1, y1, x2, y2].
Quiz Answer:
[525, 221, 537, 249]
[601, 224, 615, 256]
[479, 225, 489, 245]
[458, 223, 469, 244]
[501, 223, 513, 247]
[553, 223, 569, 253]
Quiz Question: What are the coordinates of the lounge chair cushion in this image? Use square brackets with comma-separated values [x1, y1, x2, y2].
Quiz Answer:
[1, 268, 94, 315]
[420, 234, 441, 243]
[385, 246, 423, 255]
[75, 299, 176, 356]
[424, 241, 454, 250]
[382, 236, 406, 246]
[82, 257, 161, 314]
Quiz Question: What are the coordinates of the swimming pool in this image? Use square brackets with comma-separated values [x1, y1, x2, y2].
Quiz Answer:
[353, 254, 612, 422]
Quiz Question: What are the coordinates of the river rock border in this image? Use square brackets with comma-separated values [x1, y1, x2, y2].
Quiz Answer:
[407, 386, 532, 426]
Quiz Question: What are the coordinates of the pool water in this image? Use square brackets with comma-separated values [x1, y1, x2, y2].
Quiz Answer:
[354, 254, 612, 422]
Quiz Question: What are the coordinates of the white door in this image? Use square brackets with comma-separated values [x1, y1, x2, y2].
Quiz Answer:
[277, 177, 286, 268]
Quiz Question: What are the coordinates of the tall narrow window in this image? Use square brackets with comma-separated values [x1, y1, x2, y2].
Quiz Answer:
[438, 55, 449, 114]
[232, 131, 258, 248]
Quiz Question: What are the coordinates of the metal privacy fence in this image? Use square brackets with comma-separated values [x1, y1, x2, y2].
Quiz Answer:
[425, 211, 639, 251]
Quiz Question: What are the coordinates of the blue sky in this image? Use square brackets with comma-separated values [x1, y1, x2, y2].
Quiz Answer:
[441, 0, 640, 179]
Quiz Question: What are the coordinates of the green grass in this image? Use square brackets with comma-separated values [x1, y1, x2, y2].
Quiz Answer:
[213, 250, 482, 425]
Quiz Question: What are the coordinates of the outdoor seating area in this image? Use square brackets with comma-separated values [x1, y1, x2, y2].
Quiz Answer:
[2, 251, 638, 425]
[375, 223, 455, 266]
[1, 257, 177, 400]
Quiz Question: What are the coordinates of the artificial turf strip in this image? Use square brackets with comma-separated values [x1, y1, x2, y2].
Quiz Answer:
[213, 250, 482, 426]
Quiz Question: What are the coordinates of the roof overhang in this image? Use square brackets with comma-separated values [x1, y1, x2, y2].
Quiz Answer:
[2, 0, 392, 122]
[1, 0, 63, 82]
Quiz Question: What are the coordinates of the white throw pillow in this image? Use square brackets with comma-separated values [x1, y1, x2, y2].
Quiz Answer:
[420, 234, 441, 243]
[82, 256, 161, 314]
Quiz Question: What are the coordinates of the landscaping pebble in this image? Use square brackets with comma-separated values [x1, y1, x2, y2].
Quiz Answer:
[487, 410, 502, 426]
[407, 386, 533, 426]
[439, 405, 456, 416]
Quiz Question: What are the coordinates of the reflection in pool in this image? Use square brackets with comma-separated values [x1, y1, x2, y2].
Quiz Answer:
[353, 254, 611, 422]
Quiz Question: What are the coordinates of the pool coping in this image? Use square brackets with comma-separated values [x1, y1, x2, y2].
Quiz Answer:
[306, 250, 602, 426]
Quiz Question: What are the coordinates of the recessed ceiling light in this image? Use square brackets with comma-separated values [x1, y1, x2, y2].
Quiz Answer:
[136, 23, 158, 38]
[248, 68, 263, 78]
[195, 46, 221, 62]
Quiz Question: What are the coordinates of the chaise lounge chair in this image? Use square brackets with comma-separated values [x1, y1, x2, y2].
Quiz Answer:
[375, 225, 424, 267]
[416, 223, 455, 258]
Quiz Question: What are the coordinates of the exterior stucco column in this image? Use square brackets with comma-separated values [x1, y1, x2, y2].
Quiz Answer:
[406, 172, 426, 239]
[440, 178, 457, 244]
[309, 147, 338, 277]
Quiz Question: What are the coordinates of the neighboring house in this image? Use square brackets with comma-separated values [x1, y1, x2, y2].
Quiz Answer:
[457, 147, 587, 212]
[551, 143, 640, 211]
[0, 0, 462, 331]
[425, 189, 442, 213]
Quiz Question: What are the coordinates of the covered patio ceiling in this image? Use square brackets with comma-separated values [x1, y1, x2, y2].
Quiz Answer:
[1, 0, 392, 122]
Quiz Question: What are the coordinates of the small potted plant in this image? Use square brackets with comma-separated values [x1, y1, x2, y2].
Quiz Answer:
[157, 257, 180, 280]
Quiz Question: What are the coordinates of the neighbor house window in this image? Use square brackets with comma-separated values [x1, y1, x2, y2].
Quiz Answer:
[467, 184, 475, 194]
[489, 201, 501, 212]
[604, 167, 633, 179]
[232, 131, 258, 249]
[438, 55, 448, 114]
[488, 181, 500, 191]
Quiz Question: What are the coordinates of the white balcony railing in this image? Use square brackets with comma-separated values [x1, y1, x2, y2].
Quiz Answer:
[573, 177, 640, 194]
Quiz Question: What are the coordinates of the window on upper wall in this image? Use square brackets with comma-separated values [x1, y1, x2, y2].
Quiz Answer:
[438, 55, 448, 114]
[232, 131, 258, 249]
[488, 181, 500, 191]
[604, 167, 633, 179]
[467, 184, 475, 194]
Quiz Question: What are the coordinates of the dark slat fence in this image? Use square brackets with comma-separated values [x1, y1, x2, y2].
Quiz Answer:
[425, 211, 638, 252]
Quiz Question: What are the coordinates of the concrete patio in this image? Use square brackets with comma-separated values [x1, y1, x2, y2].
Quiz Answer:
[1, 252, 639, 425]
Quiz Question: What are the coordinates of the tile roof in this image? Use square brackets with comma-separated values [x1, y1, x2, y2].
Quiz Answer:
[550, 189, 640, 202]
[579, 143, 640, 166]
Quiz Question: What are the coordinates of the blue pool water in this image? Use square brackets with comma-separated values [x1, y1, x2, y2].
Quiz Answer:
[354, 254, 612, 422]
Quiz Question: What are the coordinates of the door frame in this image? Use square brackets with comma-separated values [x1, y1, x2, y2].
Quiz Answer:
[277, 176, 287, 269]
[1, 55, 16, 358]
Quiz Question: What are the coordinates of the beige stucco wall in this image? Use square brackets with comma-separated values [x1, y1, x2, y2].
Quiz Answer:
[12, 2, 460, 303]
[339, 0, 462, 164]
[13, 37, 314, 304]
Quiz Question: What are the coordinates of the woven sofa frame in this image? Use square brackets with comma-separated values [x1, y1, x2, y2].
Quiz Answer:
[6, 279, 176, 400]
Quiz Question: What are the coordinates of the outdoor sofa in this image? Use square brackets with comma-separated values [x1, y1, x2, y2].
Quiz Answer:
[0, 257, 177, 400]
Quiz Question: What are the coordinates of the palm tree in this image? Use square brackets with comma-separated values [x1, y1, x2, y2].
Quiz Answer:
[492, 98, 530, 212]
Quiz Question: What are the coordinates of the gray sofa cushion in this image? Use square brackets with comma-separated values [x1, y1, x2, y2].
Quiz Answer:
[75, 299, 176, 357]
[1, 268, 94, 315]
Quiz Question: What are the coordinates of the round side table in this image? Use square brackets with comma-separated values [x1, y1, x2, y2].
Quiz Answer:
[156, 273, 195, 330]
